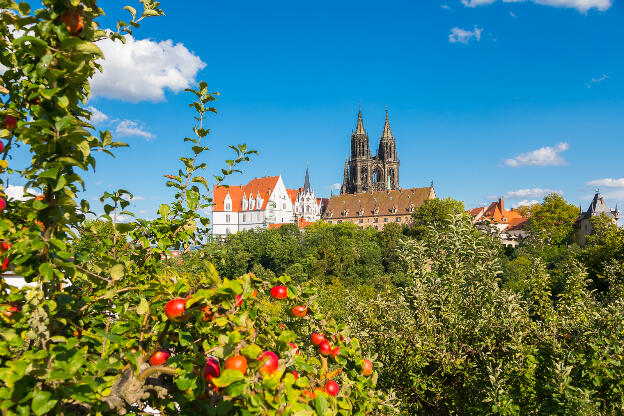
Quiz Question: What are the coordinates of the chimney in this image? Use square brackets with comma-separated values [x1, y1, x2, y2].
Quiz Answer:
[499, 197, 505, 212]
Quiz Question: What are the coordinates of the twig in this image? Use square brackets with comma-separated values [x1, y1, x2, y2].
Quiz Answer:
[138, 365, 178, 382]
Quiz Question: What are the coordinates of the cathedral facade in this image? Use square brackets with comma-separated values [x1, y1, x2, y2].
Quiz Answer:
[341, 108, 400, 194]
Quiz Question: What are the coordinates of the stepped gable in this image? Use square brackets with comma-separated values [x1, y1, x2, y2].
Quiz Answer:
[324, 187, 433, 219]
[214, 176, 280, 212]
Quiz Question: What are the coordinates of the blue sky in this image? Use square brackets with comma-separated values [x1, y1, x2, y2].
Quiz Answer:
[7, 0, 624, 219]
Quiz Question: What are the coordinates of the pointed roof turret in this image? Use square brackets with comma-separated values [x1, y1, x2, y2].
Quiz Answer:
[381, 108, 394, 141]
[355, 106, 366, 135]
[303, 164, 311, 193]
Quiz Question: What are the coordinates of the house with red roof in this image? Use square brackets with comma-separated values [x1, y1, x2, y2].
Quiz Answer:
[212, 170, 327, 237]
[469, 197, 529, 247]
[212, 175, 296, 237]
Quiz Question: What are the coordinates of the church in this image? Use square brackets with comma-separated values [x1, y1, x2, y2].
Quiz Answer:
[341, 108, 400, 194]
[324, 108, 435, 230]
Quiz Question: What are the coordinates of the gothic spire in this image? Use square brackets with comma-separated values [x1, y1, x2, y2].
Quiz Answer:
[381, 107, 394, 141]
[303, 164, 311, 193]
[355, 106, 366, 135]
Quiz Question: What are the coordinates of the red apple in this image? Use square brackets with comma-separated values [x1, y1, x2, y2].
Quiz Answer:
[331, 346, 340, 359]
[1, 257, 9, 271]
[291, 305, 307, 317]
[318, 340, 332, 356]
[1, 241, 10, 252]
[2, 305, 19, 318]
[291, 370, 299, 380]
[0, 198, 5, 211]
[362, 359, 373, 376]
[224, 355, 247, 374]
[164, 298, 187, 321]
[235, 294, 243, 307]
[257, 351, 279, 375]
[204, 357, 221, 381]
[270, 285, 288, 299]
[310, 332, 325, 346]
[60, 11, 84, 34]
[288, 342, 299, 354]
[4, 115, 16, 130]
[325, 380, 339, 397]
[149, 349, 170, 366]
[0, 141, 4, 153]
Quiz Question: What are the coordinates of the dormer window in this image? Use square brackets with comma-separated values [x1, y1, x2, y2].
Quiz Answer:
[373, 206, 379, 215]
[407, 203, 414, 213]
[225, 203, 231, 210]
[342, 209, 349, 217]
[358, 208, 363, 216]
[391, 206, 397, 214]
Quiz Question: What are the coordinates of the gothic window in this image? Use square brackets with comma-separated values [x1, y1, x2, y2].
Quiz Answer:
[306, 206, 310, 213]
[373, 167, 383, 183]
[360, 167, 368, 184]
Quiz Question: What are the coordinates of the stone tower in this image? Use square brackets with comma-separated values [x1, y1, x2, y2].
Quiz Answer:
[341, 107, 400, 194]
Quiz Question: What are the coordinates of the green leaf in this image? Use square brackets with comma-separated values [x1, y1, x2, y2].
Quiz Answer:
[158, 204, 170, 218]
[313, 395, 329, 415]
[123, 5, 137, 19]
[240, 344, 262, 360]
[211, 369, 244, 388]
[62, 38, 104, 58]
[137, 297, 149, 315]
[31, 390, 58, 416]
[110, 264, 124, 280]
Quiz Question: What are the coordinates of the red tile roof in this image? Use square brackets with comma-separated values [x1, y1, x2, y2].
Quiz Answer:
[214, 176, 280, 212]
[322, 187, 434, 219]
[469, 198, 528, 228]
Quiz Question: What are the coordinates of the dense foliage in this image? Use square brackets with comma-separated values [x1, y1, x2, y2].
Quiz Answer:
[186, 201, 624, 415]
[0, 1, 391, 415]
[2, 1, 623, 415]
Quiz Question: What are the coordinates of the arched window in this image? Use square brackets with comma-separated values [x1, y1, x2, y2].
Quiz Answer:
[225, 203, 231, 210]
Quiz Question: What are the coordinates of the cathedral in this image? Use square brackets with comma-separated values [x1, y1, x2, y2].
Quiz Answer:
[341, 108, 400, 194]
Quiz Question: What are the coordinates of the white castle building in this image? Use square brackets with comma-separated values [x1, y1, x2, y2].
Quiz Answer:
[211, 170, 326, 237]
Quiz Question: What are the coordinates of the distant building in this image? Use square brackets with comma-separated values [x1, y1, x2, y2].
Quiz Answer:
[575, 189, 619, 246]
[291, 167, 327, 223]
[212, 175, 294, 237]
[341, 108, 400, 194]
[322, 186, 435, 230]
[469, 198, 529, 247]
[211, 171, 327, 238]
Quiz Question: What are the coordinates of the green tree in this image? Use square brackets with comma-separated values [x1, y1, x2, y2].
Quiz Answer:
[408, 197, 466, 239]
[526, 193, 579, 246]
[0, 2, 392, 415]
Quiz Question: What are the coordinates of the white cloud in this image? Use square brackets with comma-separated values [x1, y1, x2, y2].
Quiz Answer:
[509, 11, 518, 17]
[130, 195, 145, 201]
[329, 183, 341, 191]
[441, 4, 451, 9]
[91, 35, 206, 103]
[504, 142, 569, 167]
[449, 26, 483, 44]
[505, 188, 563, 198]
[460, 0, 611, 12]
[587, 178, 624, 188]
[87, 106, 108, 124]
[586, 74, 609, 88]
[115, 120, 154, 140]
[512, 199, 540, 208]
[5, 185, 28, 201]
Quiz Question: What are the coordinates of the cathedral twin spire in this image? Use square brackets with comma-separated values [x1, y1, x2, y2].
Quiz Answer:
[342, 106, 400, 194]
[350, 107, 396, 162]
